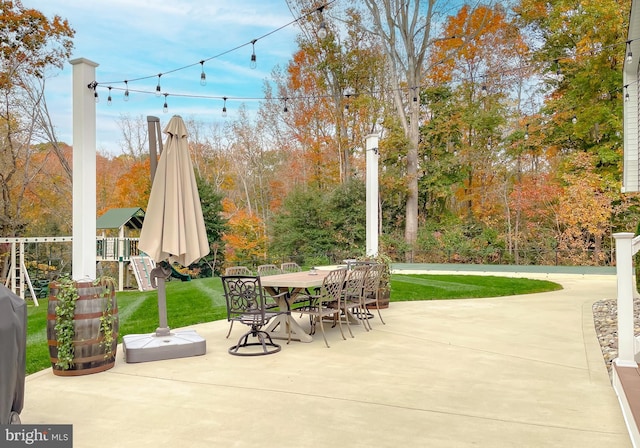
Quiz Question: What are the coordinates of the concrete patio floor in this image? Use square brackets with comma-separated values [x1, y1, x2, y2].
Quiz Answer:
[20, 272, 631, 447]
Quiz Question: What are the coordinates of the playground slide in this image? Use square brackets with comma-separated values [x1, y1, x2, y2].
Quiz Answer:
[170, 265, 191, 282]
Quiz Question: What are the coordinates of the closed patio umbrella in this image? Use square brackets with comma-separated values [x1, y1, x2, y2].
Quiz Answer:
[123, 115, 208, 363]
[139, 115, 209, 267]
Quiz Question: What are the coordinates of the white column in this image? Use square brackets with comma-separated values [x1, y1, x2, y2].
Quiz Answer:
[365, 134, 379, 257]
[614, 232, 638, 367]
[70, 58, 99, 281]
[118, 226, 125, 292]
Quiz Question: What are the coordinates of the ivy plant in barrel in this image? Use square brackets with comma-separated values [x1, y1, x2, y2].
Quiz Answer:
[47, 276, 119, 376]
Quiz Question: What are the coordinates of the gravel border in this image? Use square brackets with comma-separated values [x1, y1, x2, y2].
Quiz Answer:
[592, 297, 640, 378]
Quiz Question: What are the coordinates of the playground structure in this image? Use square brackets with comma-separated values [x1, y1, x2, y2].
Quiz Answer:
[1, 206, 195, 303]
[1, 235, 160, 305]
[3, 209, 159, 301]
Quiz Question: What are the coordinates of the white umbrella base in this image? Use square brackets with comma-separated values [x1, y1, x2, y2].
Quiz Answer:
[122, 330, 206, 363]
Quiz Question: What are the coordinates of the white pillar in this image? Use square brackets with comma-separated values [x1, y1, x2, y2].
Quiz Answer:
[365, 134, 379, 257]
[70, 58, 98, 281]
[118, 227, 125, 291]
[614, 232, 638, 367]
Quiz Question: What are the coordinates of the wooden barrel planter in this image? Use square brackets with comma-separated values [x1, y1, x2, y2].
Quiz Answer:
[47, 279, 119, 376]
[366, 287, 390, 310]
[377, 287, 390, 309]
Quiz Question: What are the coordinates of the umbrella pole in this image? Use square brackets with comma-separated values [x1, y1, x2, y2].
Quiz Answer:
[147, 116, 160, 182]
[155, 276, 171, 337]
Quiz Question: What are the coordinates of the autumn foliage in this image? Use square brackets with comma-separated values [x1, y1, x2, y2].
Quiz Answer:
[2, 0, 639, 270]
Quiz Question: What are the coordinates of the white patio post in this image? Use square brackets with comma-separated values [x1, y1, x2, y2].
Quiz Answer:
[118, 226, 125, 292]
[365, 133, 379, 257]
[614, 232, 638, 367]
[70, 58, 98, 281]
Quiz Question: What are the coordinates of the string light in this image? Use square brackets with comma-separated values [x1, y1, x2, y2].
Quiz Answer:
[250, 39, 257, 69]
[222, 96, 228, 117]
[107, 87, 112, 106]
[625, 85, 630, 102]
[572, 115, 577, 125]
[627, 41, 633, 64]
[163, 93, 169, 113]
[88, 81, 99, 103]
[86, 0, 629, 105]
[200, 60, 207, 86]
[524, 124, 529, 141]
[84, 6, 635, 122]
[283, 97, 288, 113]
[317, 5, 327, 39]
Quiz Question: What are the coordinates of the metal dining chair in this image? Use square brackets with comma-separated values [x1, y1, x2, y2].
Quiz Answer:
[257, 264, 282, 276]
[280, 262, 302, 273]
[224, 266, 253, 276]
[297, 268, 347, 348]
[339, 265, 369, 337]
[361, 264, 386, 329]
[221, 275, 290, 356]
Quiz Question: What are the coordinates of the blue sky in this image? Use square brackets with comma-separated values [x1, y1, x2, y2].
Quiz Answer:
[25, 0, 304, 155]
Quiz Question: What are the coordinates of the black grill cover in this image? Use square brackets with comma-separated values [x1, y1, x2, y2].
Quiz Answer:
[0, 284, 27, 424]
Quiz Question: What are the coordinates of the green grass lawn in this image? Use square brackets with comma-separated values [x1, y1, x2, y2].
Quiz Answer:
[25, 273, 561, 375]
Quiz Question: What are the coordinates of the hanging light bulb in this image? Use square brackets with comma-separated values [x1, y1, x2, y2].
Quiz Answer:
[107, 87, 112, 106]
[524, 124, 529, 141]
[156, 74, 162, 97]
[163, 94, 169, 114]
[627, 41, 633, 64]
[222, 97, 228, 117]
[250, 40, 257, 69]
[317, 5, 327, 39]
[283, 97, 288, 113]
[200, 60, 207, 86]
[124, 80, 130, 102]
[94, 90, 99, 103]
[625, 85, 630, 102]
[318, 22, 327, 39]
[572, 115, 577, 125]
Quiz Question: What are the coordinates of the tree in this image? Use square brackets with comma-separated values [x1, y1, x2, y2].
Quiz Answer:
[427, 4, 530, 225]
[194, 174, 227, 276]
[0, 1, 74, 239]
[269, 180, 366, 261]
[282, 2, 386, 185]
[515, 0, 633, 259]
[221, 199, 268, 265]
[361, 0, 433, 257]
[116, 114, 149, 161]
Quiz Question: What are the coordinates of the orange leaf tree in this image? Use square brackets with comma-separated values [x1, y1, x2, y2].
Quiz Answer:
[0, 1, 74, 239]
[221, 199, 267, 265]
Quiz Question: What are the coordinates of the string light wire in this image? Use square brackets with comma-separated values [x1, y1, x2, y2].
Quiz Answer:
[96, 1, 337, 87]
[87, 4, 637, 120]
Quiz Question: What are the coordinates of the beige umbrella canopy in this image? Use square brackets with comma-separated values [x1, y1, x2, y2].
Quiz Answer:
[139, 115, 209, 266]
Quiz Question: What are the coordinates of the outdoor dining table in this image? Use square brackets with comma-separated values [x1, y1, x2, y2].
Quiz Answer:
[260, 270, 330, 343]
